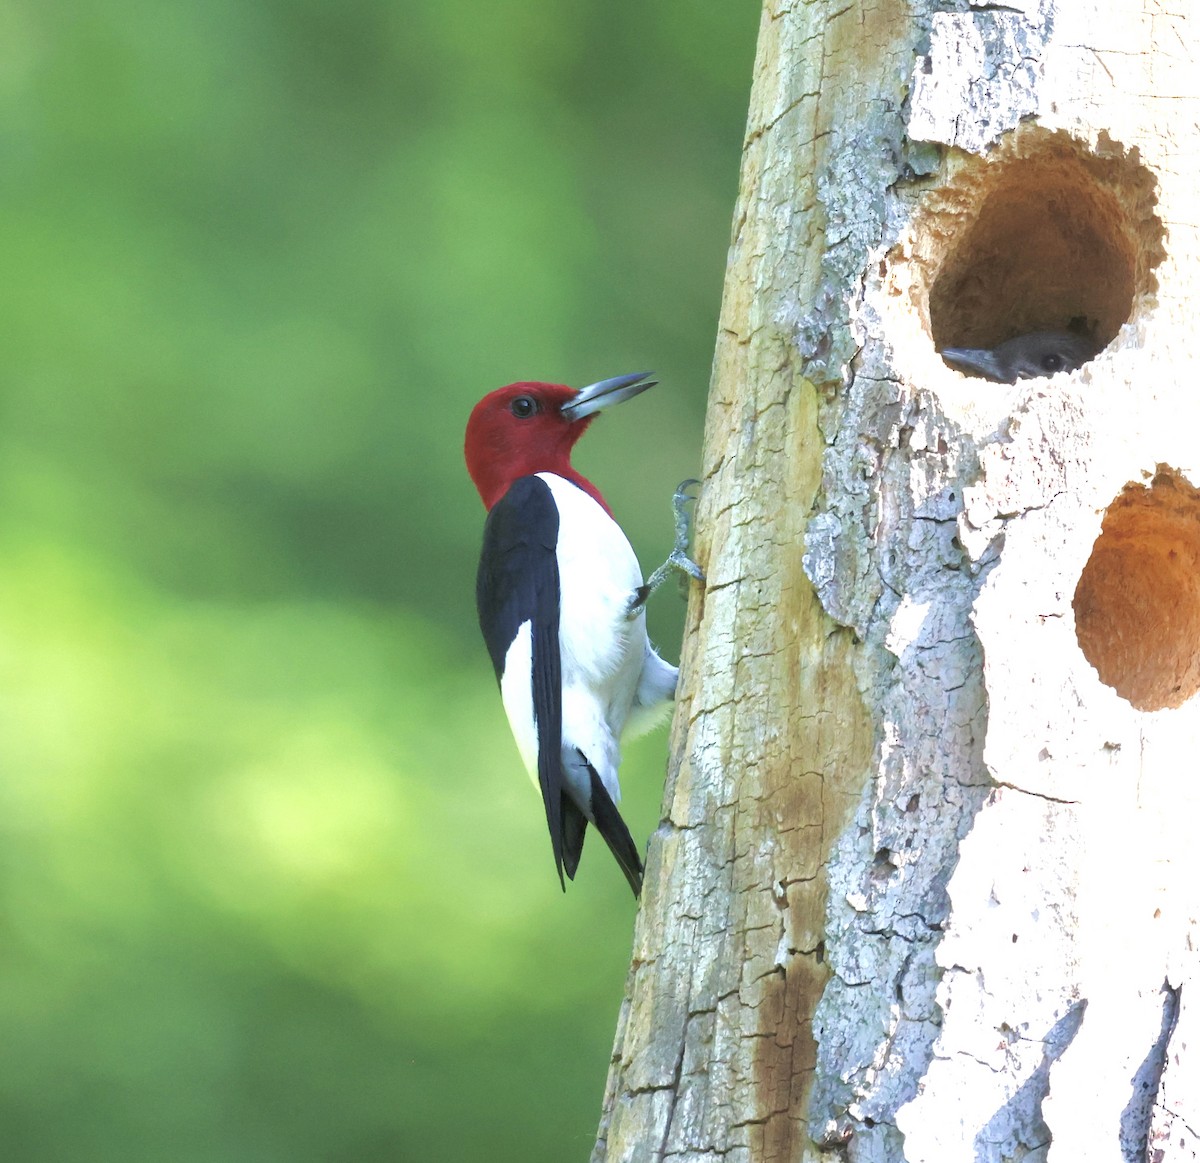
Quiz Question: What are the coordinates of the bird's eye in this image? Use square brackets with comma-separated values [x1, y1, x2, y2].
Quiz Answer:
[510, 395, 539, 419]
[1041, 353, 1063, 372]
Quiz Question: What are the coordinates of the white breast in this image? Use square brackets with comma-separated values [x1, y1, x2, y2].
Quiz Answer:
[540, 474, 643, 678]
[539, 473, 651, 800]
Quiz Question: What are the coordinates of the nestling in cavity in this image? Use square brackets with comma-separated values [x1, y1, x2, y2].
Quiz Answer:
[940, 330, 1100, 383]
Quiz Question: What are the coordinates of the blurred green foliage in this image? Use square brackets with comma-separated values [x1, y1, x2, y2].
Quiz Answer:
[0, 2, 758, 1158]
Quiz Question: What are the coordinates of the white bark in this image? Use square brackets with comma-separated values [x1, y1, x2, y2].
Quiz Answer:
[595, 3, 1200, 1161]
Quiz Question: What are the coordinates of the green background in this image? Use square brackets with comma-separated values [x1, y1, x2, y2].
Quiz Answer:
[0, 3, 758, 1158]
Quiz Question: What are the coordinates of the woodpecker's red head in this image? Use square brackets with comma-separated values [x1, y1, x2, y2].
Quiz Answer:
[464, 372, 657, 512]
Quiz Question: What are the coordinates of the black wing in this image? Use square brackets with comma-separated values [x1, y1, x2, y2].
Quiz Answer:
[476, 475, 572, 889]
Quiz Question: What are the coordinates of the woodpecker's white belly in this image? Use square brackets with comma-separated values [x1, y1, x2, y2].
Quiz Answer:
[500, 472, 677, 812]
[543, 473, 643, 696]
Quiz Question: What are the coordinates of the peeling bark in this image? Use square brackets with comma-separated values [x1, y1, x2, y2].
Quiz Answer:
[594, 3, 1200, 1161]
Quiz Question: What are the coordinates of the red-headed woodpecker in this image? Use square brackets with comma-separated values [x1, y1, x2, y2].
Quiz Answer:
[464, 372, 702, 896]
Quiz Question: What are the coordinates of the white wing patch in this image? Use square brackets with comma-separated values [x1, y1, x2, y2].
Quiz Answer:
[499, 620, 539, 789]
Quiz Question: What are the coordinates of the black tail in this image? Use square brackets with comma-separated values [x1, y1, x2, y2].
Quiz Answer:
[560, 798, 587, 883]
[579, 752, 643, 897]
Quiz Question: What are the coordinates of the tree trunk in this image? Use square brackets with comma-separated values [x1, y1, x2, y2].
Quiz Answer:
[594, 2, 1198, 1161]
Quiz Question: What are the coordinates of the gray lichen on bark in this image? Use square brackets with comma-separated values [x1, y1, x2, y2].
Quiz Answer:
[909, 3, 1056, 153]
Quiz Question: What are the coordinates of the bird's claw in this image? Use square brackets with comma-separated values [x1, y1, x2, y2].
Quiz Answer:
[645, 546, 705, 591]
[627, 478, 705, 617]
[673, 478, 701, 508]
[667, 479, 704, 584]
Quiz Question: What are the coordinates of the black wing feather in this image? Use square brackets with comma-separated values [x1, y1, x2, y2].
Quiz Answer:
[476, 476, 571, 889]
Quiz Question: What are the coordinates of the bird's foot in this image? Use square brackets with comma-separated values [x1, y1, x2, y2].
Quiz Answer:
[627, 479, 705, 617]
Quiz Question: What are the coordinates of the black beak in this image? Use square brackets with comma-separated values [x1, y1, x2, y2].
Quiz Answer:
[559, 371, 658, 422]
[940, 347, 1008, 382]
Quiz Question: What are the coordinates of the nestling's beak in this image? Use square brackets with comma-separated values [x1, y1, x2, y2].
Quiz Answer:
[940, 347, 1007, 382]
[560, 371, 658, 422]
